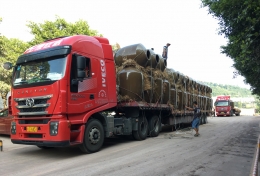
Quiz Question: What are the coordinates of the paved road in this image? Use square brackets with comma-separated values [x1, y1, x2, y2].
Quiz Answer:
[0, 115, 259, 176]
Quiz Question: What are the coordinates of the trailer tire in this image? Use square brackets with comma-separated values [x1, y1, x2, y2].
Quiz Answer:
[79, 119, 104, 154]
[148, 115, 161, 137]
[205, 116, 208, 123]
[133, 117, 148, 140]
[200, 116, 203, 125]
[236, 113, 240, 116]
[202, 115, 205, 124]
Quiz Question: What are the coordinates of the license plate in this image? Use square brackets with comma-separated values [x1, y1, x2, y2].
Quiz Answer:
[27, 126, 38, 132]
[221, 112, 224, 114]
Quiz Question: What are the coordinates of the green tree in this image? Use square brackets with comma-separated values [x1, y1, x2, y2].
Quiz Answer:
[0, 18, 29, 107]
[27, 16, 102, 45]
[0, 17, 3, 58]
[201, 0, 260, 96]
[0, 37, 29, 107]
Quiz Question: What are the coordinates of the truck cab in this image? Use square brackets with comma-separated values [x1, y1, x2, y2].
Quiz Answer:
[214, 95, 240, 117]
[5, 35, 117, 152]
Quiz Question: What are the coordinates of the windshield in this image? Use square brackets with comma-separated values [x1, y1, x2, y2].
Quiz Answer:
[13, 56, 67, 86]
[215, 101, 229, 106]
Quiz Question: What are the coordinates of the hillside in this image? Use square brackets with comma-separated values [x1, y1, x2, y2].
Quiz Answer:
[203, 82, 253, 97]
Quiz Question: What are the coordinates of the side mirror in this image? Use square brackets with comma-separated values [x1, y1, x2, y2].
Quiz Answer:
[77, 70, 86, 78]
[3, 62, 13, 70]
[76, 56, 86, 79]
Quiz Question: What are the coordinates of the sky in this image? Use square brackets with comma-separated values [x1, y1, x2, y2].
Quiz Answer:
[0, 0, 250, 89]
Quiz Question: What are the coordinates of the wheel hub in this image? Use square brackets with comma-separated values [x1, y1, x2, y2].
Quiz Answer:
[89, 127, 100, 144]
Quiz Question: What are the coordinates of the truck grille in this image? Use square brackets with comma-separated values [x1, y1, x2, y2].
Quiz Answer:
[14, 95, 52, 116]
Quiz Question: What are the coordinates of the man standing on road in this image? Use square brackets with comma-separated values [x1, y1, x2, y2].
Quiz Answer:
[185, 101, 201, 137]
[162, 43, 171, 60]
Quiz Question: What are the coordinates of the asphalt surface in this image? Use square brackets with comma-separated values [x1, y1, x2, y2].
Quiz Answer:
[0, 115, 259, 176]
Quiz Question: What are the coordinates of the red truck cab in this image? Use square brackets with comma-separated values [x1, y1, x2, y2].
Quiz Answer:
[214, 95, 233, 116]
[6, 35, 117, 151]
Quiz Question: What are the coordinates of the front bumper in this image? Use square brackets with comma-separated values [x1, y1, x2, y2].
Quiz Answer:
[216, 111, 230, 116]
[11, 118, 71, 146]
[11, 140, 70, 147]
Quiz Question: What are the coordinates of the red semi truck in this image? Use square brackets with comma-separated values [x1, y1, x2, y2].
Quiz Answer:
[4, 35, 212, 153]
[214, 95, 241, 117]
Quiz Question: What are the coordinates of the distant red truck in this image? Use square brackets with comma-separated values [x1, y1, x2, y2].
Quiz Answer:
[214, 95, 241, 117]
[0, 108, 12, 135]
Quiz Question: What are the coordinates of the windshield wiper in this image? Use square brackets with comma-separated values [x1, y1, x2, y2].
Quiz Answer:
[39, 78, 52, 81]
[14, 80, 28, 85]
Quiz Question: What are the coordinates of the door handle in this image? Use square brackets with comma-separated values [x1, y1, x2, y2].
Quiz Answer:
[90, 94, 94, 99]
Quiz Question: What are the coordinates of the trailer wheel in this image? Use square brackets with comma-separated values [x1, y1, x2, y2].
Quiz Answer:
[202, 115, 205, 124]
[200, 116, 203, 125]
[205, 115, 208, 124]
[230, 110, 233, 116]
[133, 117, 148, 140]
[236, 113, 240, 116]
[148, 115, 161, 137]
[79, 119, 104, 153]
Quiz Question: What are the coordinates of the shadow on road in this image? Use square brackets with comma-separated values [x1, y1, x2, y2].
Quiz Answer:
[1, 123, 194, 158]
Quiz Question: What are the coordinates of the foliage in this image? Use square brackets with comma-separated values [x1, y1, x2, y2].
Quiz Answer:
[27, 16, 102, 45]
[203, 82, 253, 97]
[112, 43, 121, 51]
[1, 18, 29, 107]
[0, 37, 29, 108]
[0, 17, 3, 58]
[201, 0, 260, 96]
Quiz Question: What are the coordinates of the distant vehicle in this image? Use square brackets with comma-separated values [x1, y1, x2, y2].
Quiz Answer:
[214, 95, 241, 117]
[0, 108, 12, 135]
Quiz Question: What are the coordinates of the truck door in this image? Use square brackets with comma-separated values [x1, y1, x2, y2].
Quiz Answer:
[68, 54, 101, 115]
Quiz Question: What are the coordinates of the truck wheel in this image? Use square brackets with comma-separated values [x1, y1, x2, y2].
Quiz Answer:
[133, 117, 148, 140]
[148, 115, 161, 137]
[236, 113, 240, 116]
[205, 116, 208, 124]
[202, 115, 206, 124]
[79, 119, 104, 153]
[37, 146, 53, 149]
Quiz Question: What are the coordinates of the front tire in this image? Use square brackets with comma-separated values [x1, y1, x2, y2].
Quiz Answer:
[79, 119, 104, 153]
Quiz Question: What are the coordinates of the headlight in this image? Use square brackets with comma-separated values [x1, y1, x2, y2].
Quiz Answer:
[11, 122, 16, 134]
[50, 121, 59, 136]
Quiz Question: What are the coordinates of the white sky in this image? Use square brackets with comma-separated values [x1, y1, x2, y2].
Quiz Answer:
[0, 0, 250, 89]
